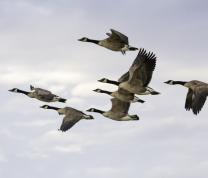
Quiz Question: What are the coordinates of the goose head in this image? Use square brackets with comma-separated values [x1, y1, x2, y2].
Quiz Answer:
[78, 37, 88, 42]
[93, 88, 102, 93]
[86, 108, 95, 112]
[8, 88, 19, 93]
[164, 80, 174, 85]
[40, 105, 50, 109]
[98, 78, 109, 83]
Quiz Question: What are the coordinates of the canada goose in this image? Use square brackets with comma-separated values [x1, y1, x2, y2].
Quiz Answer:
[93, 88, 145, 103]
[164, 80, 208, 115]
[86, 98, 139, 121]
[98, 49, 160, 95]
[40, 105, 94, 131]
[78, 29, 138, 54]
[8, 85, 66, 103]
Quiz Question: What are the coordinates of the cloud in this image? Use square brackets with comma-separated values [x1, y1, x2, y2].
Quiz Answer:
[0, 0, 208, 178]
[0, 67, 89, 86]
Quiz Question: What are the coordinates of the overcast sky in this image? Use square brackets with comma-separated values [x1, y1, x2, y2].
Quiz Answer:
[0, 0, 208, 178]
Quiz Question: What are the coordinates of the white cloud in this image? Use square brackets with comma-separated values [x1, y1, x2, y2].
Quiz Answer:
[13, 119, 54, 128]
[0, 67, 88, 86]
[71, 81, 117, 97]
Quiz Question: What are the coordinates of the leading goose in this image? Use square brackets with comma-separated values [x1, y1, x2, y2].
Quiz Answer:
[40, 105, 94, 131]
[164, 80, 208, 115]
[98, 48, 160, 95]
[78, 29, 138, 54]
[86, 98, 139, 121]
[93, 88, 145, 103]
[8, 85, 66, 103]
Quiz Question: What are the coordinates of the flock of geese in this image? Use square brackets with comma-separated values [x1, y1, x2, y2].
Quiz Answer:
[9, 29, 208, 131]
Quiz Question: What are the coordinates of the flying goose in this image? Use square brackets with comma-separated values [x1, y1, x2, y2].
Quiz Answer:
[8, 85, 66, 103]
[98, 48, 160, 95]
[78, 29, 138, 54]
[86, 98, 139, 121]
[164, 80, 208, 115]
[40, 105, 94, 131]
[93, 88, 145, 103]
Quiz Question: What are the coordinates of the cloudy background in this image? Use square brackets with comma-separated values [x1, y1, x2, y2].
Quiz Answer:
[0, 0, 208, 178]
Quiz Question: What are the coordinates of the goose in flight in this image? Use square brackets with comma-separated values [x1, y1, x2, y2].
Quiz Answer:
[8, 85, 66, 103]
[78, 29, 138, 54]
[165, 80, 208, 115]
[87, 98, 139, 121]
[98, 48, 160, 95]
[40, 105, 94, 131]
[93, 88, 145, 103]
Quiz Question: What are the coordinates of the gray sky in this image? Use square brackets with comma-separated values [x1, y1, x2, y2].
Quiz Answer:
[0, 0, 208, 178]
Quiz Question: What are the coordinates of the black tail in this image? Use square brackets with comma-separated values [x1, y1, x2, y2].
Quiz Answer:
[151, 91, 160, 95]
[129, 47, 138, 51]
[137, 99, 145, 103]
[58, 98, 67, 103]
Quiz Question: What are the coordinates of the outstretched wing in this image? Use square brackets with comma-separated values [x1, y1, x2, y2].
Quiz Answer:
[118, 71, 129, 83]
[110, 98, 130, 114]
[185, 89, 193, 111]
[59, 115, 81, 132]
[191, 86, 208, 115]
[107, 29, 129, 44]
[128, 48, 156, 87]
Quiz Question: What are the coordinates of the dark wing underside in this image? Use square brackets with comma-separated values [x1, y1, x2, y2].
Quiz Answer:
[110, 98, 130, 114]
[191, 86, 208, 115]
[128, 48, 156, 87]
[59, 115, 81, 132]
[118, 71, 129, 83]
[185, 89, 193, 111]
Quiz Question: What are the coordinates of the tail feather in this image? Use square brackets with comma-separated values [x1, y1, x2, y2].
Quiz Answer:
[58, 98, 67, 103]
[129, 47, 138, 51]
[137, 99, 145, 103]
[151, 91, 160, 95]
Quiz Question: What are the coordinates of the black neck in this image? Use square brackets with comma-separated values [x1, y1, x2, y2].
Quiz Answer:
[107, 79, 120, 86]
[47, 106, 61, 110]
[17, 89, 30, 95]
[92, 108, 104, 114]
[100, 89, 112, 95]
[87, 38, 99, 44]
[173, 81, 187, 85]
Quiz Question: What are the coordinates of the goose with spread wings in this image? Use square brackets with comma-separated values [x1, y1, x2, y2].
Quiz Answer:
[98, 48, 160, 95]
[78, 29, 138, 54]
[40, 105, 94, 131]
[165, 80, 208, 115]
[87, 98, 139, 121]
